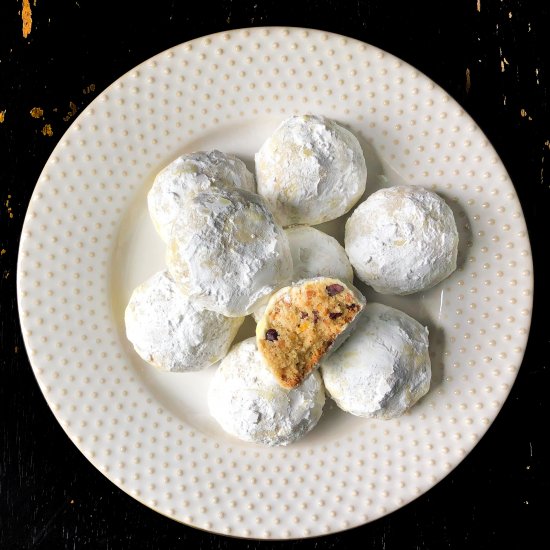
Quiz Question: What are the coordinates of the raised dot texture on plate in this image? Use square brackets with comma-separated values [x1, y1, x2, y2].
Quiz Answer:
[17, 27, 532, 540]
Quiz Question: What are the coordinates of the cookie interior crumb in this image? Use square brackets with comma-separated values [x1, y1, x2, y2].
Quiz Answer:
[257, 278, 364, 389]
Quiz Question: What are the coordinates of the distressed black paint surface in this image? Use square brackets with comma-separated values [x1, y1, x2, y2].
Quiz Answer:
[1, 1, 548, 548]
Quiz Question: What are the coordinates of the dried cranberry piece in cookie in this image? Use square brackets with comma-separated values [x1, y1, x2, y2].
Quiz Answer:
[326, 283, 344, 296]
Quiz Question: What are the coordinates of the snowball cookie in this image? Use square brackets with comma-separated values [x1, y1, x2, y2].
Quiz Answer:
[208, 338, 325, 446]
[166, 187, 293, 317]
[256, 277, 365, 389]
[148, 150, 255, 242]
[255, 115, 367, 226]
[286, 225, 354, 282]
[321, 303, 431, 419]
[125, 270, 244, 372]
[345, 185, 459, 295]
[252, 226, 354, 321]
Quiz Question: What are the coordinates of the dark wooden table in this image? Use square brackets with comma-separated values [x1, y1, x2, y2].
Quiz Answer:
[1, 1, 548, 548]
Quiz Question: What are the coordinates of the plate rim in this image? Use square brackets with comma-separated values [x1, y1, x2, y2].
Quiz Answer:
[16, 25, 534, 539]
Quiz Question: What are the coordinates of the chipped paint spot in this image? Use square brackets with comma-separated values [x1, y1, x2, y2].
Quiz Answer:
[477, 0, 480, 12]
[63, 101, 78, 122]
[42, 124, 53, 136]
[0, 110, 5, 123]
[508, 11, 512, 19]
[520, 108, 533, 121]
[544, 140, 550, 150]
[465, 68, 471, 93]
[30, 107, 43, 118]
[22, 0, 32, 38]
[83, 83, 96, 95]
[500, 56, 509, 73]
[4, 195, 14, 219]
[0, 249, 6, 256]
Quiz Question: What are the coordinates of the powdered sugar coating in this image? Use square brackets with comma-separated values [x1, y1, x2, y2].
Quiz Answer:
[345, 185, 458, 295]
[148, 150, 255, 242]
[208, 338, 325, 446]
[286, 225, 353, 282]
[124, 270, 244, 372]
[167, 187, 293, 317]
[255, 115, 367, 226]
[321, 303, 431, 419]
[253, 226, 353, 321]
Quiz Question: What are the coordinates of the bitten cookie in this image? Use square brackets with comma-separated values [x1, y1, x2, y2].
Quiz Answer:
[125, 270, 244, 372]
[321, 303, 431, 419]
[255, 115, 367, 226]
[148, 150, 255, 242]
[208, 338, 325, 446]
[253, 225, 353, 321]
[167, 187, 293, 317]
[256, 277, 365, 389]
[345, 185, 459, 295]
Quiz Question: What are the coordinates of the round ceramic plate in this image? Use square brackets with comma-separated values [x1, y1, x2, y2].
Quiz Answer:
[17, 27, 533, 539]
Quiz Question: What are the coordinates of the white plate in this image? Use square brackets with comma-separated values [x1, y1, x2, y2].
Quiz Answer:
[17, 27, 533, 539]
